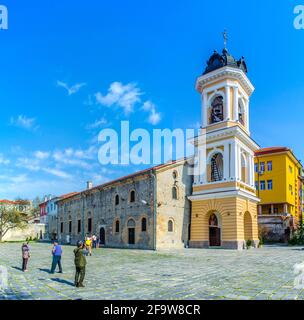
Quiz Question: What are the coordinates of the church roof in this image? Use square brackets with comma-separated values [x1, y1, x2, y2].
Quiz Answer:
[203, 48, 248, 75]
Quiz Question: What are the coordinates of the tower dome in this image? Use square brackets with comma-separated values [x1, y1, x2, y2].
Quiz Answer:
[203, 48, 248, 75]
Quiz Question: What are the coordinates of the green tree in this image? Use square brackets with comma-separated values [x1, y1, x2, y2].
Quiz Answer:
[289, 220, 304, 245]
[0, 207, 28, 242]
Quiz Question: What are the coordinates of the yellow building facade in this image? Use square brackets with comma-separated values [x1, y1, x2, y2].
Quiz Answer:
[189, 48, 260, 250]
[255, 147, 304, 242]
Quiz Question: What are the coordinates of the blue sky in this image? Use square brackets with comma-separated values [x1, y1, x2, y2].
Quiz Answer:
[0, 0, 303, 199]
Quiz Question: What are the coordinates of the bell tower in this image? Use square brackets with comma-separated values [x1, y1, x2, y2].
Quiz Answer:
[189, 43, 260, 250]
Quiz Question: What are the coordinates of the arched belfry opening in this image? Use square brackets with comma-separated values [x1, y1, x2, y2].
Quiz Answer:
[210, 96, 224, 124]
[210, 153, 224, 182]
[238, 99, 245, 126]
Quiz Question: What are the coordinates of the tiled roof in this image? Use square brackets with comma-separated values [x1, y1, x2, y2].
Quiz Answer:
[56, 158, 187, 203]
[0, 199, 31, 205]
[255, 147, 290, 156]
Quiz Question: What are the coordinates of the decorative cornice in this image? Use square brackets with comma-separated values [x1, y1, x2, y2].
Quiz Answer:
[196, 66, 254, 96]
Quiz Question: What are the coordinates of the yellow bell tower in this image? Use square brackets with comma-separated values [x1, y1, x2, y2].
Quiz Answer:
[189, 44, 260, 250]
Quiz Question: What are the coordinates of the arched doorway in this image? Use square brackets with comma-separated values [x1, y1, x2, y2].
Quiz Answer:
[209, 213, 221, 247]
[127, 219, 136, 245]
[99, 227, 105, 245]
[243, 212, 253, 241]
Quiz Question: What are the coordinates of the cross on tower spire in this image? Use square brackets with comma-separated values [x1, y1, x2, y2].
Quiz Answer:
[223, 29, 228, 49]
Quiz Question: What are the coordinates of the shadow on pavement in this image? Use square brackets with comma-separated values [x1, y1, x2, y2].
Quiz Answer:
[38, 268, 51, 274]
[51, 278, 75, 287]
[11, 266, 23, 271]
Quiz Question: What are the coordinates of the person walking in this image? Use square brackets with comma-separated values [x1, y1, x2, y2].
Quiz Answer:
[21, 242, 30, 272]
[85, 236, 92, 256]
[92, 234, 97, 249]
[50, 241, 63, 274]
[74, 241, 87, 287]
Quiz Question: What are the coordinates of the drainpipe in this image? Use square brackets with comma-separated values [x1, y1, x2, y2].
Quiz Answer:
[151, 171, 157, 251]
[82, 194, 85, 241]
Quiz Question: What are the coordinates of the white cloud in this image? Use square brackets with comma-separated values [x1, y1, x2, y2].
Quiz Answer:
[85, 118, 108, 130]
[42, 168, 72, 179]
[0, 154, 10, 165]
[95, 82, 142, 114]
[10, 115, 39, 131]
[57, 80, 86, 96]
[148, 108, 162, 125]
[34, 151, 50, 160]
[142, 101, 162, 125]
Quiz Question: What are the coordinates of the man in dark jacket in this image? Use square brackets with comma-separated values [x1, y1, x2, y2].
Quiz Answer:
[74, 241, 87, 287]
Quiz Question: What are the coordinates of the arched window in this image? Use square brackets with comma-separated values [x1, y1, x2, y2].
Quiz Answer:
[127, 218, 136, 228]
[172, 186, 178, 200]
[168, 219, 174, 232]
[209, 214, 218, 227]
[210, 153, 224, 182]
[115, 194, 119, 206]
[210, 96, 224, 124]
[172, 170, 178, 180]
[241, 153, 248, 184]
[141, 217, 147, 232]
[115, 220, 120, 233]
[238, 99, 245, 126]
[130, 190, 135, 203]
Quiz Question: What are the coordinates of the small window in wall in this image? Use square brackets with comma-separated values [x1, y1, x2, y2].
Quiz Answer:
[168, 220, 174, 232]
[141, 218, 147, 232]
[260, 162, 265, 172]
[172, 186, 178, 200]
[88, 218, 92, 233]
[255, 181, 259, 190]
[130, 190, 135, 203]
[69, 221, 72, 233]
[115, 220, 120, 233]
[60, 222, 63, 234]
[267, 180, 273, 190]
[254, 163, 258, 173]
[115, 194, 119, 206]
[172, 170, 178, 180]
[260, 181, 266, 191]
[267, 161, 273, 171]
[77, 220, 81, 234]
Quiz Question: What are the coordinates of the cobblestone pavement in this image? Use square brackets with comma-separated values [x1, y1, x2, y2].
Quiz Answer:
[1, 243, 304, 300]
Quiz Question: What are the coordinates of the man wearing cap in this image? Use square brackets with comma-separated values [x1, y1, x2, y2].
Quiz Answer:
[74, 241, 87, 287]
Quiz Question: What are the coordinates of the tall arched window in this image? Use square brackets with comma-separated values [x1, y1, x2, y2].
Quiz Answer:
[210, 153, 224, 182]
[168, 219, 174, 232]
[238, 99, 245, 126]
[172, 186, 178, 200]
[241, 153, 248, 184]
[115, 220, 120, 233]
[210, 96, 224, 124]
[115, 194, 119, 206]
[141, 217, 147, 232]
[130, 190, 135, 203]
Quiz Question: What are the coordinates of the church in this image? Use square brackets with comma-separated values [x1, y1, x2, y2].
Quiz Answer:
[54, 43, 260, 251]
[189, 45, 260, 250]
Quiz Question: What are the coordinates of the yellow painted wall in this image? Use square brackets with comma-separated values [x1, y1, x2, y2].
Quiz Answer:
[190, 197, 258, 242]
[255, 151, 302, 218]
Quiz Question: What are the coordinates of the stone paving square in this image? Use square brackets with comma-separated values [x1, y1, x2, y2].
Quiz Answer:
[1, 243, 304, 300]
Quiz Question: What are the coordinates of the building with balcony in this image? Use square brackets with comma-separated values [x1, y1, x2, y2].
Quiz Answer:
[255, 147, 304, 242]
